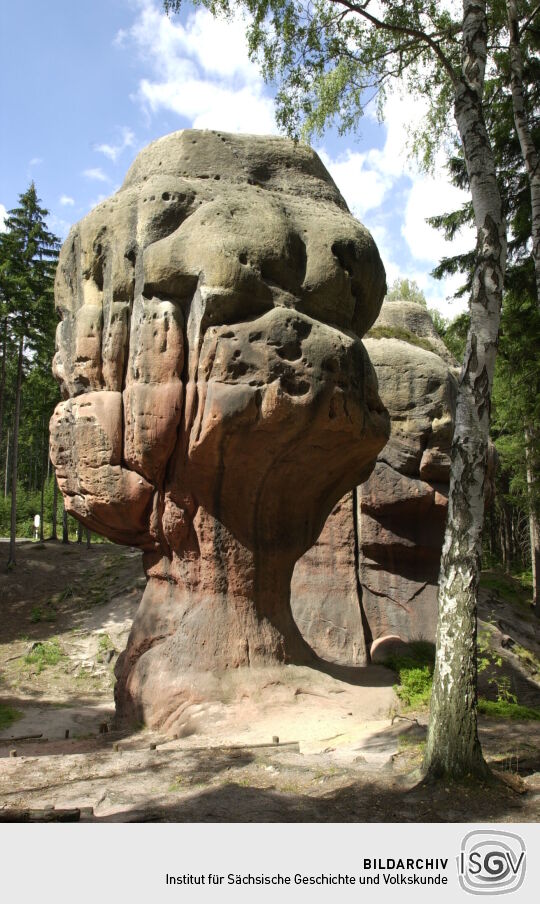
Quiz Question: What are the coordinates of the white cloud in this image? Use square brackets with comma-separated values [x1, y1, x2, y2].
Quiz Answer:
[319, 82, 472, 318]
[95, 127, 136, 162]
[113, 27, 128, 48]
[59, 194, 75, 207]
[319, 149, 392, 219]
[123, 2, 277, 135]
[29, 157, 43, 167]
[370, 222, 468, 318]
[48, 214, 72, 240]
[319, 89, 429, 217]
[83, 167, 109, 182]
[402, 171, 473, 264]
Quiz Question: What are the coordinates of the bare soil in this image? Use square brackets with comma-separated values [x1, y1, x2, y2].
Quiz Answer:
[0, 540, 539, 822]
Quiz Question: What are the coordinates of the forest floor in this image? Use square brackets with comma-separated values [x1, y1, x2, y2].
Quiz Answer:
[0, 540, 539, 823]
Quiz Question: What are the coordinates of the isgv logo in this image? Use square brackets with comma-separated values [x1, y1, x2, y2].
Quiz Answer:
[458, 830, 526, 895]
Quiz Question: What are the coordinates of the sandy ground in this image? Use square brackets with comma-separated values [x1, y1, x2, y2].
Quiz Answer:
[0, 541, 539, 822]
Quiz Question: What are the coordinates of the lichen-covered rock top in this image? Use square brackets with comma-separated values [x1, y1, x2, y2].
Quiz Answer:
[122, 129, 348, 206]
[374, 299, 458, 367]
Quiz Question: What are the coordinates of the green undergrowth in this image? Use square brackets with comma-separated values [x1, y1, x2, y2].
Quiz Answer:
[383, 641, 435, 709]
[478, 700, 540, 720]
[24, 639, 65, 674]
[480, 569, 533, 610]
[30, 601, 58, 623]
[386, 632, 540, 720]
[366, 325, 436, 353]
[0, 703, 23, 731]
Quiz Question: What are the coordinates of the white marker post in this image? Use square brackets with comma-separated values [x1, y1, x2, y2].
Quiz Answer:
[33, 513, 40, 541]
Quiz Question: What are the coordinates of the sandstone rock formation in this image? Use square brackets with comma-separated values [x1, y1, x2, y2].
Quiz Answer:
[291, 300, 459, 663]
[50, 129, 390, 728]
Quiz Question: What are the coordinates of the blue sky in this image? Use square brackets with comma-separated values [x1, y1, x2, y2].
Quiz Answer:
[1, 0, 471, 317]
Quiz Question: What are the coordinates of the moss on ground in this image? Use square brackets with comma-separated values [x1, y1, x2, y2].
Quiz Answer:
[0, 703, 23, 731]
[478, 700, 540, 720]
[480, 569, 533, 610]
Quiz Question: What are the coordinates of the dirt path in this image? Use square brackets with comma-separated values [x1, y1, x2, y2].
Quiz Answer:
[1, 542, 539, 822]
[0, 540, 144, 740]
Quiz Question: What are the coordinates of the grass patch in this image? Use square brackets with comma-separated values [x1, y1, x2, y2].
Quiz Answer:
[512, 643, 540, 675]
[383, 641, 435, 709]
[366, 325, 436, 353]
[478, 699, 540, 720]
[97, 633, 114, 664]
[397, 734, 426, 751]
[29, 603, 57, 624]
[0, 703, 23, 731]
[24, 639, 65, 674]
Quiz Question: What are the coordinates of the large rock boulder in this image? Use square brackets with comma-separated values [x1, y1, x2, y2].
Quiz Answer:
[291, 300, 458, 663]
[50, 129, 390, 728]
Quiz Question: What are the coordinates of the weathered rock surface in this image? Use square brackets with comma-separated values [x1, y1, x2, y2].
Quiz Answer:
[291, 300, 458, 663]
[50, 129, 390, 729]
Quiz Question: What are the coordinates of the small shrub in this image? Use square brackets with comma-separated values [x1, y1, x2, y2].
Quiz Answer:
[24, 639, 65, 674]
[383, 641, 435, 710]
[29, 604, 57, 624]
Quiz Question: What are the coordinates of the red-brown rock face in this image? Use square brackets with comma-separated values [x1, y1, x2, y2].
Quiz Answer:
[49, 130, 390, 728]
[291, 301, 459, 663]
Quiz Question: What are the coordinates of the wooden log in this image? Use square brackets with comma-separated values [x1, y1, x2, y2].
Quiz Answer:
[0, 808, 82, 822]
[0, 733, 43, 743]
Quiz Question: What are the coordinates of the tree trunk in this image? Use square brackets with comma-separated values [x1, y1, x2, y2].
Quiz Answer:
[77, 521, 83, 544]
[424, 0, 506, 780]
[7, 338, 24, 569]
[0, 318, 6, 473]
[52, 475, 58, 541]
[4, 427, 9, 499]
[489, 492, 497, 560]
[39, 425, 46, 542]
[526, 436, 540, 614]
[86, 527, 91, 549]
[503, 496, 513, 572]
[62, 503, 69, 544]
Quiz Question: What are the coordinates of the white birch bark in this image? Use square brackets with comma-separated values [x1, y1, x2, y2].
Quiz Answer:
[424, 0, 507, 778]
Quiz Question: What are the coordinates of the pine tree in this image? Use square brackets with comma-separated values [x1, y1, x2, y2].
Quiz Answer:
[0, 184, 59, 568]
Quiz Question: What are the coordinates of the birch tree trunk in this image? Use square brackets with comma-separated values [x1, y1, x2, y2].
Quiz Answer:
[424, 0, 507, 779]
[7, 337, 24, 569]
